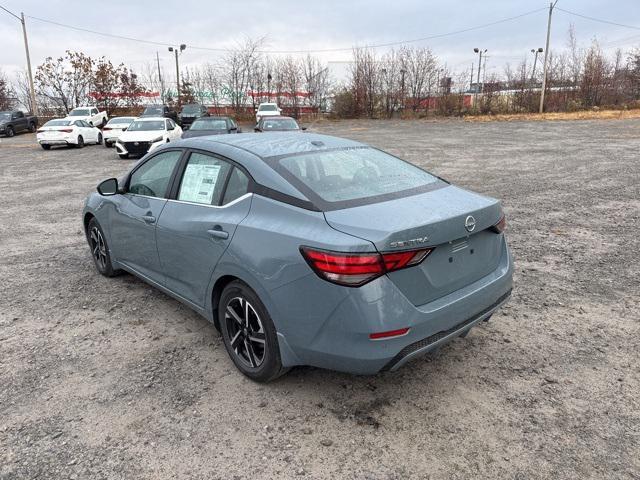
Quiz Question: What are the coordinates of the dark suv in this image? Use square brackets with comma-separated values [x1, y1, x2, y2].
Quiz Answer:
[140, 104, 178, 123]
[178, 104, 209, 129]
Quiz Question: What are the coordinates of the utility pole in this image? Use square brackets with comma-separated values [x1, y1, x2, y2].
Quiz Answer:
[168, 44, 186, 107]
[156, 51, 164, 104]
[539, 1, 558, 113]
[470, 63, 474, 92]
[0, 7, 38, 115]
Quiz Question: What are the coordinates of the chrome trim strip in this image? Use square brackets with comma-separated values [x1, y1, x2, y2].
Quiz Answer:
[166, 192, 253, 209]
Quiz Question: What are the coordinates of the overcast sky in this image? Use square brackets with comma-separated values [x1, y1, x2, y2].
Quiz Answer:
[1, 0, 639, 84]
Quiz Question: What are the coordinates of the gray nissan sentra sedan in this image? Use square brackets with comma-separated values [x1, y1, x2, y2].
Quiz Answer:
[83, 133, 513, 382]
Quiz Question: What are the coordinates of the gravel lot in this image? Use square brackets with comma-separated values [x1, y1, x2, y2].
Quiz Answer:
[1, 118, 638, 479]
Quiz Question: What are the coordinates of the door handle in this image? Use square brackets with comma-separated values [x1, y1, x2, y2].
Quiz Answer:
[142, 215, 156, 224]
[207, 226, 229, 240]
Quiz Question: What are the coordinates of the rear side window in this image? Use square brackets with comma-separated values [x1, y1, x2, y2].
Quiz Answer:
[129, 150, 182, 198]
[222, 168, 249, 204]
[177, 152, 231, 205]
[277, 147, 438, 204]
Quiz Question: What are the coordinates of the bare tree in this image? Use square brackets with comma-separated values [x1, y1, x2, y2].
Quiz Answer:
[0, 69, 15, 110]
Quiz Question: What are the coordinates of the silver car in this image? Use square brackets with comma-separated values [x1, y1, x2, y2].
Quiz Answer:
[83, 133, 513, 382]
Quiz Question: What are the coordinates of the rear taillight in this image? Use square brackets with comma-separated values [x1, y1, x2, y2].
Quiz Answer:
[300, 246, 432, 287]
[490, 214, 506, 234]
[58, 128, 73, 133]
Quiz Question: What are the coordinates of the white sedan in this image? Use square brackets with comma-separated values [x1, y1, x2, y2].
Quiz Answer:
[102, 116, 136, 147]
[114, 117, 182, 159]
[36, 118, 103, 150]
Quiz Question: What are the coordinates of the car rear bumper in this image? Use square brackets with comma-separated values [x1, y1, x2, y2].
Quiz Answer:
[38, 139, 74, 145]
[275, 237, 514, 374]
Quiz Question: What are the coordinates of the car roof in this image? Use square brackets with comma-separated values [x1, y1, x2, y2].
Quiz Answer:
[179, 132, 363, 159]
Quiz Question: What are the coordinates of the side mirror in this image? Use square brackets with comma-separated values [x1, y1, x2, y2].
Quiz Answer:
[236, 128, 242, 133]
[97, 178, 119, 196]
[301, 126, 307, 131]
[254, 127, 261, 132]
[122, 127, 127, 131]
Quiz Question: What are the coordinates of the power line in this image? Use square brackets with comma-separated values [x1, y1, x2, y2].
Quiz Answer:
[557, 7, 640, 31]
[25, 7, 547, 55]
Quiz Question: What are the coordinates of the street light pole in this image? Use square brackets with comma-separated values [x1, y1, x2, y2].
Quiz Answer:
[0, 7, 38, 114]
[539, 1, 558, 113]
[530, 47, 543, 85]
[168, 44, 186, 107]
[473, 48, 487, 111]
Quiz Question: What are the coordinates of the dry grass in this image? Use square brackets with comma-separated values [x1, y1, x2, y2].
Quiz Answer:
[464, 109, 640, 123]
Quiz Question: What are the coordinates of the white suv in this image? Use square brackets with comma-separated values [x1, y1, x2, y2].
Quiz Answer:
[255, 103, 281, 123]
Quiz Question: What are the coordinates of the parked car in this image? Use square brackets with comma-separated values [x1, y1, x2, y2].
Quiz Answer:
[0, 110, 38, 137]
[114, 117, 182, 159]
[37, 118, 102, 149]
[181, 116, 240, 138]
[178, 104, 209, 129]
[102, 117, 136, 147]
[255, 102, 281, 123]
[140, 104, 178, 123]
[254, 116, 304, 132]
[66, 106, 108, 127]
[83, 133, 513, 382]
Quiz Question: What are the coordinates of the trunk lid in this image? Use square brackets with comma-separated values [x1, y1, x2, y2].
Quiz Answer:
[324, 185, 505, 305]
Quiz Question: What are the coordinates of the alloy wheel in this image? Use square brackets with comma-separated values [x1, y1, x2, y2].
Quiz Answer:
[89, 226, 107, 270]
[224, 297, 266, 368]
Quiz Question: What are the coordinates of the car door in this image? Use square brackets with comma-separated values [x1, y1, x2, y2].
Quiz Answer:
[156, 151, 252, 308]
[12, 112, 25, 132]
[109, 149, 184, 283]
[81, 120, 97, 142]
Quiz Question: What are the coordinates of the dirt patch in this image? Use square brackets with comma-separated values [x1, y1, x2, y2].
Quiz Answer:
[1, 121, 639, 479]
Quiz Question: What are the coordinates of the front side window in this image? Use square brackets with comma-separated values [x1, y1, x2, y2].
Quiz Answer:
[177, 153, 231, 205]
[277, 147, 439, 204]
[128, 150, 182, 198]
[92, 108, 98, 114]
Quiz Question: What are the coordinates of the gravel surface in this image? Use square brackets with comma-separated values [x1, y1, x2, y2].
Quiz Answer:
[1, 118, 638, 479]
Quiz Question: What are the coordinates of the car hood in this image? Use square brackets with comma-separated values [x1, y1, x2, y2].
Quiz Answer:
[118, 130, 165, 142]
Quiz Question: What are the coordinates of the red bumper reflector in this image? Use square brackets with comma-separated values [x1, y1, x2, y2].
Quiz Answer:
[369, 327, 410, 340]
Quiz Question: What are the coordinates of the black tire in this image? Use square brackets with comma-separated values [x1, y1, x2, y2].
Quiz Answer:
[29, 123, 36, 133]
[86, 218, 120, 277]
[6, 126, 14, 137]
[100, 118, 107, 128]
[219, 281, 288, 382]
[97, 133, 103, 145]
[118, 153, 129, 160]
[104, 140, 110, 148]
[76, 136, 84, 148]
[41, 144, 51, 150]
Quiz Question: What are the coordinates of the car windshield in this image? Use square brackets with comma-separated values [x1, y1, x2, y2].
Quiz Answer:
[181, 105, 202, 114]
[190, 118, 227, 130]
[259, 105, 278, 111]
[143, 106, 163, 115]
[262, 118, 298, 130]
[107, 117, 135, 125]
[69, 109, 91, 116]
[43, 119, 72, 127]
[0, 112, 11, 121]
[126, 120, 165, 131]
[277, 147, 438, 203]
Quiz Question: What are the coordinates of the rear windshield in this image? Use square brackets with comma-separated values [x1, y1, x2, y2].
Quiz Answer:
[107, 117, 135, 125]
[181, 105, 202, 114]
[191, 118, 227, 130]
[69, 109, 91, 116]
[127, 120, 164, 131]
[44, 119, 72, 126]
[259, 105, 278, 111]
[276, 147, 439, 206]
[143, 106, 163, 115]
[262, 118, 298, 130]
